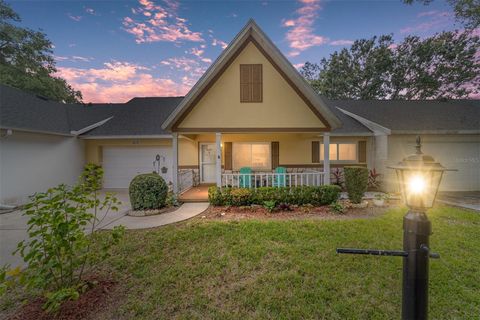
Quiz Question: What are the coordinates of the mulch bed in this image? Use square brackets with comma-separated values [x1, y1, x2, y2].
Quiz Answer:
[202, 200, 401, 221]
[8, 275, 118, 320]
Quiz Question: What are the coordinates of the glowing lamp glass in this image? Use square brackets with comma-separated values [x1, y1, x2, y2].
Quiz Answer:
[408, 175, 426, 195]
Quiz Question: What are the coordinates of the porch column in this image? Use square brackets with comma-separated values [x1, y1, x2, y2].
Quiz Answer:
[323, 133, 330, 185]
[215, 132, 222, 187]
[172, 132, 179, 194]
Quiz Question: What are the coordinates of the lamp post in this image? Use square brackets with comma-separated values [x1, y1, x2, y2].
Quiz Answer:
[337, 136, 453, 320]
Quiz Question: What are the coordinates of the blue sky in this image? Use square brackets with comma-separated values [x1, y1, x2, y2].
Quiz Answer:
[9, 0, 460, 102]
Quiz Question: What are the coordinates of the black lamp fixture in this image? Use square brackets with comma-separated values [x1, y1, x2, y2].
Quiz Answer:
[337, 136, 454, 320]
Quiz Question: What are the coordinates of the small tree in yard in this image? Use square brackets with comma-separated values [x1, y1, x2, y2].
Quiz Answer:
[10, 164, 125, 312]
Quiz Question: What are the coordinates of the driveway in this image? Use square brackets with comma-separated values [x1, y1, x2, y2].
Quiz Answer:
[0, 190, 131, 269]
[437, 191, 480, 211]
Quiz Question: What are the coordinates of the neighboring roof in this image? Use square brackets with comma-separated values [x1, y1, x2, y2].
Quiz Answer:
[328, 99, 480, 134]
[0, 84, 182, 137]
[161, 19, 342, 131]
[78, 97, 182, 137]
[0, 85, 71, 135]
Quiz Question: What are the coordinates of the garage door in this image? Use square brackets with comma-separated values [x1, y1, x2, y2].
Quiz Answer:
[423, 142, 480, 191]
[102, 146, 172, 189]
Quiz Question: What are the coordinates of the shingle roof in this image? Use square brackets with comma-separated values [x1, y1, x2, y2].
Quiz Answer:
[328, 99, 480, 133]
[0, 85, 71, 135]
[78, 97, 183, 137]
[2, 84, 478, 137]
[0, 84, 182, 137]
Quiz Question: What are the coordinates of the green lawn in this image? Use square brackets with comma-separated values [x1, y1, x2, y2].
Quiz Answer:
[96, 206, 479, 319]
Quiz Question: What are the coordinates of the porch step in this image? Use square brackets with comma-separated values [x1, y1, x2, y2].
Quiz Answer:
[179, 198, 209, 203]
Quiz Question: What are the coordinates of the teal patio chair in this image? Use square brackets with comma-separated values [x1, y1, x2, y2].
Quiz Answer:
[239, 167, 252, 188]
[273, 167, 286, 187]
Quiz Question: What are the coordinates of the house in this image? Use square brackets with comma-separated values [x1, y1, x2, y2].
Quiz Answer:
[1, 20, 479, 206]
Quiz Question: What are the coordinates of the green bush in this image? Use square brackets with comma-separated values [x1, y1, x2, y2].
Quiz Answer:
[344, 166, 369, 204]
[208, 185, 341, 207]
[11, 170, 124, 312]
[81, 163, 103, 191]
[129, 173, 168, 210]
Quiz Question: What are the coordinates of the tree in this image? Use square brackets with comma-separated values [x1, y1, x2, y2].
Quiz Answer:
[301, 31, 480, 100]
[404, 0, 480, 29]
[302, 35, 394, 99]
[0, 0, 82, 103]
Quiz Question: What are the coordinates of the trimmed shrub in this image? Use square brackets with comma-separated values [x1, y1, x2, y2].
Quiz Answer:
[129, 173, 168, 210]
[208, 185, 341, 207]
[344, 166, 369, 204]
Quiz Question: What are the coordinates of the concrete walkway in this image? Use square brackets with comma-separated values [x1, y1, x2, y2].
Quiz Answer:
[437, 192, 480, 211]
[101, 202, 209, 230]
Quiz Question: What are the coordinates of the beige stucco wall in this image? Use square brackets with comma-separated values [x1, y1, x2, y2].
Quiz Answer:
[178, 133, 369, 167]
[178, 42, 326, 129]
[85, 139, 172, 165]
[385, 134, 480, 192]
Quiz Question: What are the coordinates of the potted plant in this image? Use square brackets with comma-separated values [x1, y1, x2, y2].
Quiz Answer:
[373, 193, 389, 207]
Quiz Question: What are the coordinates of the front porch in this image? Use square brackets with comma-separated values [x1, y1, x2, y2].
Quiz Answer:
[173, 132, 334, 197]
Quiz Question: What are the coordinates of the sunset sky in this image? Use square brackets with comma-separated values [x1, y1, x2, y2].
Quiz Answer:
[10, 0, 463, 102]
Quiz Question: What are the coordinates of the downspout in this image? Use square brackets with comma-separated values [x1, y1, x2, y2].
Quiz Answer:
[0, 129, 16, 210]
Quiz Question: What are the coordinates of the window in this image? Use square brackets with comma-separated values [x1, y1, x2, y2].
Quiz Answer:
[240, 64, 262, 102]
[320, 143, 357, 161]
[233, 142, 270, 170]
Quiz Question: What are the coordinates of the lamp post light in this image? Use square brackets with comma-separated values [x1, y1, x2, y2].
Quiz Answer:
[337, 136, 453, 320]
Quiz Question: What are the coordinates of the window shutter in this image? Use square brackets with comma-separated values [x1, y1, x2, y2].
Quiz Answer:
[358, 141, 367, 163]
[312, 141, 320, 163]
[224, 142, 233, 170]
[240, 65, 252, 102]
[251, 64, 263, 102]
[271, 141, 279, 169]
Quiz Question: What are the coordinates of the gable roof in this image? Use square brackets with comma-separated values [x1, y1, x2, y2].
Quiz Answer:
[161, 19, 341, 131]
[329, 99, 480, 134]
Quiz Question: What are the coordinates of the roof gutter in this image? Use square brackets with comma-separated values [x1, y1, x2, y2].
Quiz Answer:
[79, 134, 172, 140]
[0, 126, 74, 137]
[391, 130, 480, 135]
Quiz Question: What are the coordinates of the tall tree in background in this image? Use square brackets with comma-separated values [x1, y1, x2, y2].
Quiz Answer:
[0, 0, 82, 103]
[301, 31, 480, 100]
[404, 0, 480, 29]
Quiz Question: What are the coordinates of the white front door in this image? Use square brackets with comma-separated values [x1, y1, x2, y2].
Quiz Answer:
[200, 143, 216, 183]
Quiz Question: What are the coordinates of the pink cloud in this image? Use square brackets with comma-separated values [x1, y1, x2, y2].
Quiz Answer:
[123, 0, 203, 44]
[160, 57, 207, 76]
[283, 0, 328, 57]
[212, 38, 228, 49]
[329, 39, 354, 46]
[56, 61, 189, 103]
[401, 11, 453, 34]
[293, 62, 304, 69]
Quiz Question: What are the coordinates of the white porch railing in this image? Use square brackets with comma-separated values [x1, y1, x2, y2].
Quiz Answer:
[178, 170, 194, 193]
[221, 170, 325, 188]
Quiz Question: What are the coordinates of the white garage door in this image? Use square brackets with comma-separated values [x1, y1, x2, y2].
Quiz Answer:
[102, 146, 172, 189]
[423, 142, 480, 191]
